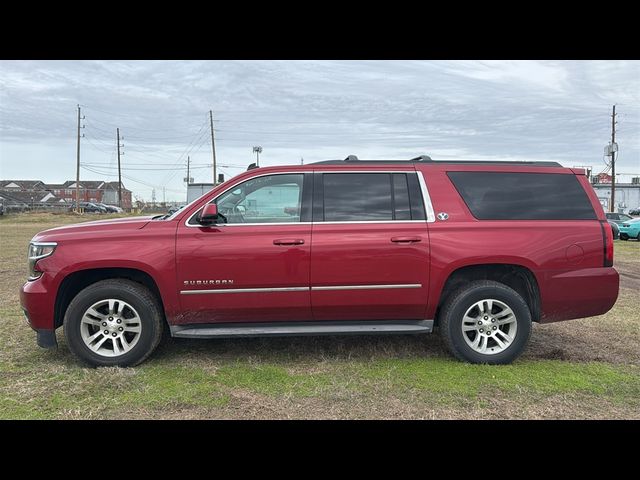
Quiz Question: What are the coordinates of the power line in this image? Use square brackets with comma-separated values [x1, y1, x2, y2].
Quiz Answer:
[81, 165, 185, 194]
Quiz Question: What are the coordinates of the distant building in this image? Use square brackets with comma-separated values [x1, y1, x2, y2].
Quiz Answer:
[0, 179, 133, 211]
[187, 183, 215, 204]
[44, 180, 132, 210]
[0, 180, 47, 191]
[0, 189, 63, 212]
[186, 174, 226, 204]
[591, 180, 640, 213]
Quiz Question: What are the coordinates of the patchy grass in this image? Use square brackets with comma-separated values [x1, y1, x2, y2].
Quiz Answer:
[1, 213, 639, 419]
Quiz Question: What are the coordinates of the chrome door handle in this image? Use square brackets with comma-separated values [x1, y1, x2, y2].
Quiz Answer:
[391, 236, 422, 243]
[273, 238, 305, 245]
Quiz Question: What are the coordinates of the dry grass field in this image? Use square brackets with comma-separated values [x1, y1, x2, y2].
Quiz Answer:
[1, 212, 638, 419]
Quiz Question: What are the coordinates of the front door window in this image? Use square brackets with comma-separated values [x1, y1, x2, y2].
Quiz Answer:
[192, 174, 304, 224]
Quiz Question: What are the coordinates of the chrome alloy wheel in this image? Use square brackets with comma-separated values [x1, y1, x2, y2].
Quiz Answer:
[79, 299, 142, 357]
[461, 299, 518, 355]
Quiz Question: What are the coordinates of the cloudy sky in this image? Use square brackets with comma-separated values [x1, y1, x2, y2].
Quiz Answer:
[1, 60, 638, 202]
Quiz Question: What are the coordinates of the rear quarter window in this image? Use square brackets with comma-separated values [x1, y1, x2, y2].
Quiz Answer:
[447, 172, 597, 220]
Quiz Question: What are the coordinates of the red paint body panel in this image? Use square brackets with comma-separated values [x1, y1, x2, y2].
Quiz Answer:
[310, 222, 430, 320]
[20, 162, 619, 339]
[175, 223, 312, 323]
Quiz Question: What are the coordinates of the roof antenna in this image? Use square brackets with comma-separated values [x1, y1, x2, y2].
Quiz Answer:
[344, 155, 359, 161]
[410, 155, 433, 162]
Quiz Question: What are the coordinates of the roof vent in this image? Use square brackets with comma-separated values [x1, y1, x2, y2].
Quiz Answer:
[410, 155, 433, 162]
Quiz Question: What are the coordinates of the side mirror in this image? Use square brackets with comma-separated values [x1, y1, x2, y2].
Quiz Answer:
[199, 203, 219, 225]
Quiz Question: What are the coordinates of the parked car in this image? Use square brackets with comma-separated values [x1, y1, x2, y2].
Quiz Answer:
[168, 205, 185, 215]
[618, 218, 640, 241]
[68, 202, 107, 213]
[94, 203, 122, 213]
[21, 157, 619, 367]
[605, 212, 635, 224]
[608, 220, 620, 240]
[0, 198, 4, 216]
[628, 208, 640, 216]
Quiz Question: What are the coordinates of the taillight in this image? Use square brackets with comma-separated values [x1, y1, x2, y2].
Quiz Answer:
[600, 221, 614, 267]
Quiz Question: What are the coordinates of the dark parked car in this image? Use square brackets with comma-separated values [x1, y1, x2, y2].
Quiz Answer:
[605, 212, 634, 224]
[608, 220, 619, 240]
[168, 205, 185, 215]
[629, 208, 640, 216]
[69, 202, 106, 213]
[94, 203, 120, 213]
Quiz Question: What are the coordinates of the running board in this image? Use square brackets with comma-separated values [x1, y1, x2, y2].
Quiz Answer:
[170, 320, 434, 339]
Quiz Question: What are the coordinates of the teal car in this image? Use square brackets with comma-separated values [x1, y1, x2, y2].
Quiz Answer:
[619, 218, 640, 241]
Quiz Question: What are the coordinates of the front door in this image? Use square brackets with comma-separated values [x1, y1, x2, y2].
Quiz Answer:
[176, 172, 312, 324]
[310, 170, 431, 321]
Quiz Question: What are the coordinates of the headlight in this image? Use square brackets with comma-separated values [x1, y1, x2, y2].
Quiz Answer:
[27, 242, 57, 281]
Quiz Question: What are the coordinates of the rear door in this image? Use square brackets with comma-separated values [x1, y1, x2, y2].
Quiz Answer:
[310, 169, 432, 321]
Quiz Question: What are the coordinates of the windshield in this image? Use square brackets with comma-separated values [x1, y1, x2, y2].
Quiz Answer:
[159, 178, 232, 221]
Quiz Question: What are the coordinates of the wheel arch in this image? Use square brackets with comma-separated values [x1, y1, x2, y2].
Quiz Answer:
[434, 263, 541, 325]
[54, 267, 166, 329]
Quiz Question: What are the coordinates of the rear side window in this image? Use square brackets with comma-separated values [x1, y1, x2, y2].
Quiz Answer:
[447, 172, 597, 220]
[322, 173, 421, 222]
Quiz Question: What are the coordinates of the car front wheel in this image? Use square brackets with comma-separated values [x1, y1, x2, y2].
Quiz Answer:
[63, 279, 163, 367]
[439, 280, 532, 364]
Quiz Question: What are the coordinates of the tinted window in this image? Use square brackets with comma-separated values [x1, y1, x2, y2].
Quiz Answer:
[393, 174, 411, 220]
[321, 173, 419, 222]
[323, 173, 392, 221]
[447, 172, 597, 220]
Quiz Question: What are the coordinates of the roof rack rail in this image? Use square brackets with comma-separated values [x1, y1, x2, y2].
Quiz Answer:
[310, 158, 563, 167]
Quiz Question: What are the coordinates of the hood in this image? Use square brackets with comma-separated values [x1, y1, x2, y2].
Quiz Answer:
[33, 216, 155, 241]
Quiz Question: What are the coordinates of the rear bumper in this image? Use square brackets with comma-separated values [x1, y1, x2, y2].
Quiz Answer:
[539, 267, 619, 323]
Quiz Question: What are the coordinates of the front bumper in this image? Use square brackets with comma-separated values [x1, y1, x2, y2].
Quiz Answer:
[20, 275, 58, 348]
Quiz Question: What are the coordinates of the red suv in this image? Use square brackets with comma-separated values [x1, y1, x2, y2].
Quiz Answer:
[20, 157, 619, 366]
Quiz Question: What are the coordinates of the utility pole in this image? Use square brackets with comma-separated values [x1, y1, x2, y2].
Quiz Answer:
[163, 187, 166, 205]
[187, 156, 190, 185]
[210, 110, 217, 185]
[117, 128, 123, 209]
[610, 105, 617, 213]
[75, 105, 84, 213]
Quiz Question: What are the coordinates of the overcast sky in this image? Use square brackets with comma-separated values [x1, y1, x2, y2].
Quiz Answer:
[1, 60, 638, 202]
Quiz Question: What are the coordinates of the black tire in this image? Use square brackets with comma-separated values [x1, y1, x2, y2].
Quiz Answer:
[63, 279, 164, 367]
[620, 233, 629, 241]
[439, 280, 532, 365]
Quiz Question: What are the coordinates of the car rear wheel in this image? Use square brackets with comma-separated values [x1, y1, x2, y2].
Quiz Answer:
[63, 279, 163, 367]
[620, 233, 629, 241]
[439, 280, 532, 364]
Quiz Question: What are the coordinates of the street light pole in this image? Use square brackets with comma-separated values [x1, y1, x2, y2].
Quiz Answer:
[253, 146, 262, 167]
